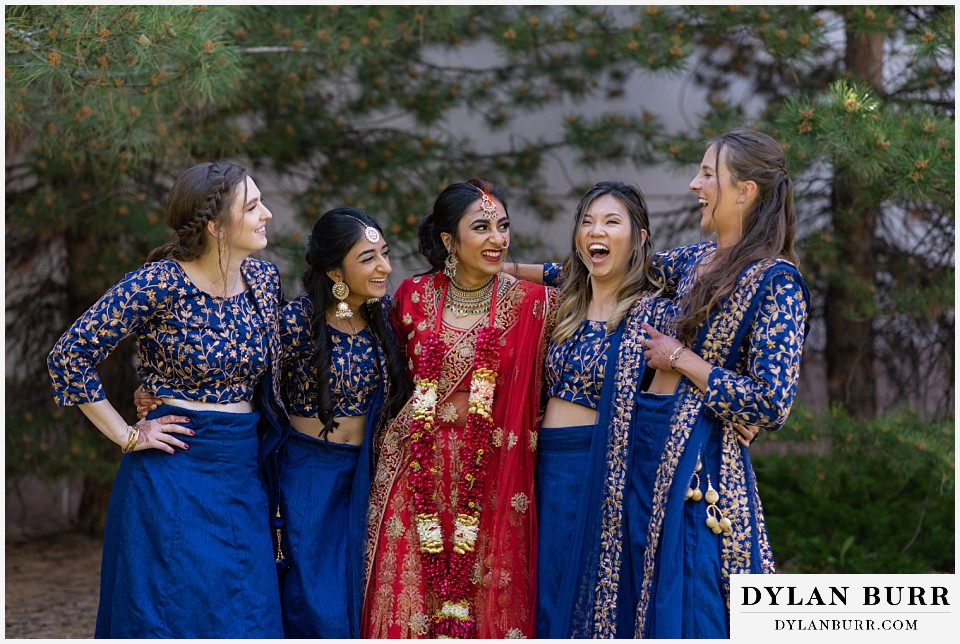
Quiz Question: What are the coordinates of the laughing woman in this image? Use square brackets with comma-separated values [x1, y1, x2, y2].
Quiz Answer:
[362, 179, 558, 639]
[636, 129, 810, 638]
[47, 161, 286, 638]
[535, 181, 675, 638]
[276, 207, 409, 637]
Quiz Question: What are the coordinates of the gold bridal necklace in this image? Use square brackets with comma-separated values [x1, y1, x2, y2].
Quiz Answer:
[444, 275, 495, 318]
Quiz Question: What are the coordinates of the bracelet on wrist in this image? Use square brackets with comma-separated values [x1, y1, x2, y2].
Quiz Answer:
[121, 425, 140, 453]
[669, 345, 689, 371]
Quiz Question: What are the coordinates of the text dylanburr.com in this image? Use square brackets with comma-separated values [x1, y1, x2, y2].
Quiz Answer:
[730, 574, 958, 642]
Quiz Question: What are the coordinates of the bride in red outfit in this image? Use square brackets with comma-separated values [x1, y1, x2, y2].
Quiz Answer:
[362, 179, 557, 638]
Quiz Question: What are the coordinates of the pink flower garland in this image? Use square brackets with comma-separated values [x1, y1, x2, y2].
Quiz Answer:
[407, 323, 500, 638]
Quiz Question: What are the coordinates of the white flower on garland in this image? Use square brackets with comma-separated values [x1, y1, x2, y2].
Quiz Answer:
[453, 516, 479, 552]
[469, 377, 495, 413]
[412, 382, 437, 415]
[416, 516, 442, 547]
[439, 600, 470, 619]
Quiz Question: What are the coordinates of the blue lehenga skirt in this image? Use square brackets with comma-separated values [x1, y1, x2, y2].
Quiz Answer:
[95, 403, 283, 638]
[278, 430, 362, 638]
[535, 422, 594, 638]
[535, 391, 675, 639]
[644, 415, 730, 640]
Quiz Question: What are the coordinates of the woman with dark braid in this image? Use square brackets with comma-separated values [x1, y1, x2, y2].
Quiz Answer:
[135, 206, 412, 636]
[47, 161, 287, 637]
[275, 207, 410, 637]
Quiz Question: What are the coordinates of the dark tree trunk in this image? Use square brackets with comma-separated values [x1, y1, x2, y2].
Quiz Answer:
[66, 230, 140, 535]
[825, 18, 885, 419]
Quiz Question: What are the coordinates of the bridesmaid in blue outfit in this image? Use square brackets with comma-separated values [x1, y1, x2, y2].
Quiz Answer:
[47, 161, 286, 638]
[637, 129, 809, 639]
[534, 181, 672, 638]
[275, 207, 409, 637]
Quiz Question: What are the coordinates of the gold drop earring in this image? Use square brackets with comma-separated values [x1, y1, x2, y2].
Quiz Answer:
[332, 280, 352, 319]
[444, 247, 458, 279]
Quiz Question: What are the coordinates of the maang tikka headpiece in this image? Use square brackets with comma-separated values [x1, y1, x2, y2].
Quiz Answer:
[479, 191, 498, 220]
[346, 216, 381, 243]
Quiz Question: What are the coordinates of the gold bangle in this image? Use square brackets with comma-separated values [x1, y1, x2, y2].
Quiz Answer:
[121, 425, 140, 453]
[669, 346, 689, 371]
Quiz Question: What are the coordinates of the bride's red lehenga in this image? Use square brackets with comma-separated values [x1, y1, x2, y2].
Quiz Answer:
[363, 272, 556, 639]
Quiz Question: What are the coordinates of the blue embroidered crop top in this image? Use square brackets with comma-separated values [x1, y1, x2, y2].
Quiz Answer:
[545, 319, 611, 411]
[48, 259, 269, 406]
[281, 295, 382, 418]
[541, 245, 810, 430]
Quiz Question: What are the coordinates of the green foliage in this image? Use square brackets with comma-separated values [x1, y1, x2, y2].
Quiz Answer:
[5, 6, 954, 514]
[756, 404, 955, 573]
[5, 381, 120, 483]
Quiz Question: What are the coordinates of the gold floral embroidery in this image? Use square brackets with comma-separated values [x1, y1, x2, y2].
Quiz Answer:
[414, 342, 422, 356]
[409, 612, 430, 636]
[545, 319, 610, 410]
[471, 560, 483, 585]
[282, 298, 383, 417]
[491, 428, 504, 447]
[505, 628, 526, 639]
[402, 313, 413, 325]
[411, 291, 420, 303]
[583, 295, 661, 637]
[635, 252, 802, 636]
[47, 258, 280, 407]
[511, 493, 529, 513]
[438, 402, 459, 423]
[417, 320, 428, 331]
[386, 516, 405, 540]
[528, 430, 538, 452]
[507, 431, 518, 450]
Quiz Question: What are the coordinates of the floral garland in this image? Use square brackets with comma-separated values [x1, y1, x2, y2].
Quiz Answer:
[407, 280, 501, 639]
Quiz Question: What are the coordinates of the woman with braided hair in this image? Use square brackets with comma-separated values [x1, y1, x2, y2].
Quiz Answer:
[273, 207, 410, 637]
[47, 161, 287, 637]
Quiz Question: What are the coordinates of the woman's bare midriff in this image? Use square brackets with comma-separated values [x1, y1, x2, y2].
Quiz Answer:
[159, 397, 253, 414]
[541, 396, 597, 429]
[290, 414, 366, 445]
[647, 368, 680, 395]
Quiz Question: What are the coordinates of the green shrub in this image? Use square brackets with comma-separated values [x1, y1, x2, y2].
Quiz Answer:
[755, 403, 955, 574]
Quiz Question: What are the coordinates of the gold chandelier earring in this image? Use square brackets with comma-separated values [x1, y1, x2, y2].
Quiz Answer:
[332, 280, 353, 319]
[444, 249, 458, 279]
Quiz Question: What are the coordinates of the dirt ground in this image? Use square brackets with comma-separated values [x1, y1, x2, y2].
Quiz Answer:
[4, 531, 103, 639]
[5, 476, 101, 638]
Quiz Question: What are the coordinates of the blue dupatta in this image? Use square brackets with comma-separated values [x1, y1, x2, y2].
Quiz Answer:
[637, 259, 809, 638]
[542, 292, 670, 638]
